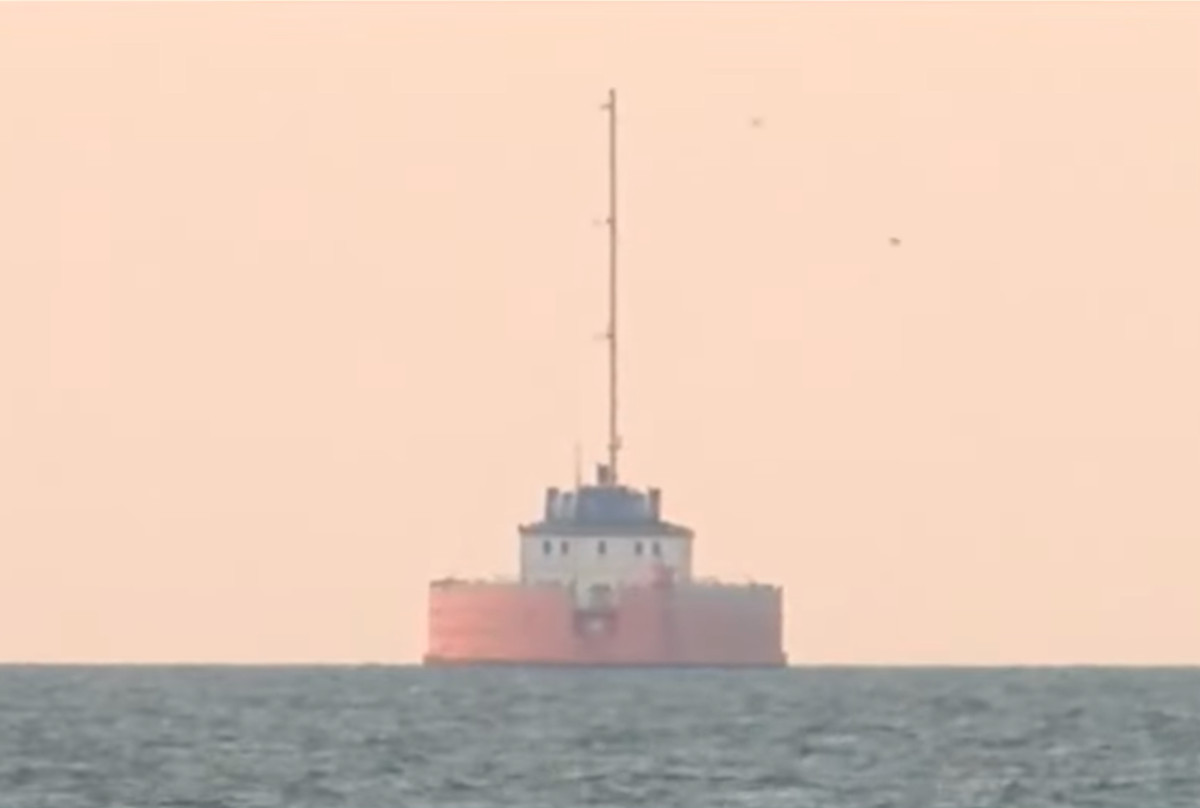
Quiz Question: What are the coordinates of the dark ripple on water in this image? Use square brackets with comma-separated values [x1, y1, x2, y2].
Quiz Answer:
[1, 666, 1199, 807]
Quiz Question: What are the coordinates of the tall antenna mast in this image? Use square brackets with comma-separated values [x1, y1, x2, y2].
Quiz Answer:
[602, 87, 621, 486]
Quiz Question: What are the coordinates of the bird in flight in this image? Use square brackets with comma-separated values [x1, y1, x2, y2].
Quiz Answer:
[889, 237, 901, 247]
[750, 116, 764, 128]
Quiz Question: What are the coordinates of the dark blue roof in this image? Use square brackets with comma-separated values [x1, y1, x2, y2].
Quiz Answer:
[518, 482, 694, 538]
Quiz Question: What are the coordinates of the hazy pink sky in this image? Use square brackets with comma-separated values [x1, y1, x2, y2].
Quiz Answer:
[1, 2, 1198, 664]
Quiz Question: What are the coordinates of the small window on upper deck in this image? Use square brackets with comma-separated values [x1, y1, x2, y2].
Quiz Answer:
[635, 541, 644, 556]
[652, 542, 662, 557]
[598, 540, 607, 556]
[542, 540, 552, 555]
[560, 541, 569, 554]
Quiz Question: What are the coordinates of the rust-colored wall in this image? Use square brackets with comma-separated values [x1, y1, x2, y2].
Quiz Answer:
[425, 581, 785, 666]
[425, 582, 576, 662]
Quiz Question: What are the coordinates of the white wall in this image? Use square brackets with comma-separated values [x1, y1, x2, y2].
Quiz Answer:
[519, 532, 692, 591]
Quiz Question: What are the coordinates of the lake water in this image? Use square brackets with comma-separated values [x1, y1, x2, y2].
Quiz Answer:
[1, 665, 1198, 807]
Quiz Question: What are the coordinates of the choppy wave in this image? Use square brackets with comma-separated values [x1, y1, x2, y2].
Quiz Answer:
[1, 665, 1198, 807]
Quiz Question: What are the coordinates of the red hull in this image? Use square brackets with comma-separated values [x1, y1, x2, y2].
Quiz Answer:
[425, 580, 786, 667]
